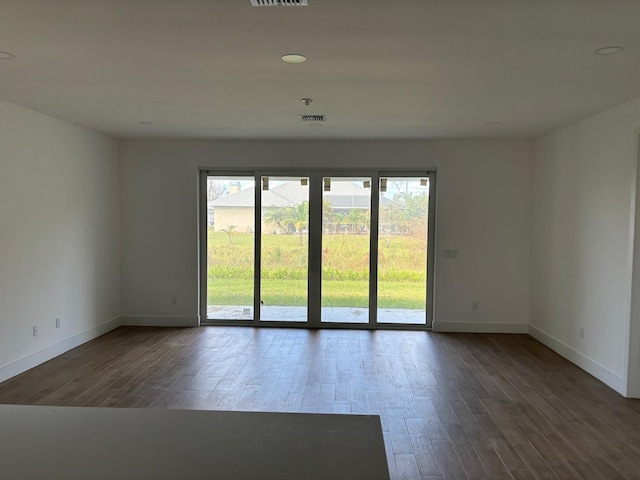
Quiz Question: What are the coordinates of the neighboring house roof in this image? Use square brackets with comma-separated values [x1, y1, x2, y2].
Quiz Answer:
[209, 181, 391, 209]
[209, 187, 255, 208]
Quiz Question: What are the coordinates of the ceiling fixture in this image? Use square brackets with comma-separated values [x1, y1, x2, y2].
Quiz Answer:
[299, 114, 326, 122]
[486, 122, 502, 126]
[595, 46, 624, 56]
[138, 121, 154, 126]
[282, 54, 306, 64]
[250, 0, 308, 6]
[0, 51, 15, 60]
[301, 98, 313, 106]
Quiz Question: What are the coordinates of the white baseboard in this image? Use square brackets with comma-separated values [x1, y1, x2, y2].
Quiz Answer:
[2, 316, 625, 397]
[528, 324, 625, 395]
[0, 316, 122, 384]
[432, 322, 528, 334]
[120, 315, 200, 327]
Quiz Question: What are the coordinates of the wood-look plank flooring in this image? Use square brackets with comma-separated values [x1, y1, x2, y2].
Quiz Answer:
[1, 326, 640, 480]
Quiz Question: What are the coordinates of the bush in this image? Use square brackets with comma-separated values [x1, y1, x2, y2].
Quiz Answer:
[208, 266, 253, 280]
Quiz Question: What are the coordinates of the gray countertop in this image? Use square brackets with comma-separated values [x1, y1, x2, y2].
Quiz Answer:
[0, 405, 389, 480]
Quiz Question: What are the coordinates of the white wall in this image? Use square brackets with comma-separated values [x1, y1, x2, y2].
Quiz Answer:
[4, 91, 640, 399]
[119, 139, 532, 332]
[531, 96, 640, 397]
[0, 100, 121, 383]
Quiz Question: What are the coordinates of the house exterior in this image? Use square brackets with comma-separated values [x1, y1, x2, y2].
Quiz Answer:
[208, 180, 383, 233]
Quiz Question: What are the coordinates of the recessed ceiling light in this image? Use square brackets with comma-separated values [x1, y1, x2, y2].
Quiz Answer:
[486, 122, 502, 126]
[0, 51, 15, 60]
[282, 54, 306, 64]
[138, 121, 154, 126]
[595, 46, 624, 56]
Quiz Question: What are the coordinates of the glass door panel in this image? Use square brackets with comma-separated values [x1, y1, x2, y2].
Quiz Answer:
[321, 177, 371, 323]
[206, 176, 255, 320]
[202, 170, 434, 329]
[377, 177, 429, 324]
[260, 176, 309, 322]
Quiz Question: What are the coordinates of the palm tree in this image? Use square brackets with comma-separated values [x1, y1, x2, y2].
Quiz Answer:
[394, 192, 428, 235]
[284, 201, 309, 246]
[334, 211, 347, 234]
[346, 208, 368, 233]
[220, 225, 236, 245]
[263, 207, 288, 234]
[322, 199, 334, 232]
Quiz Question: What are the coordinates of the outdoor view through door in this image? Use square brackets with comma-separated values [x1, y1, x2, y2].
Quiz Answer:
[377, 177, 430, 324]
[205, 176, 255, 320]
[321, 177, 371, 323]
[203, 171, 434, 328]
[261, 177, 309, 322]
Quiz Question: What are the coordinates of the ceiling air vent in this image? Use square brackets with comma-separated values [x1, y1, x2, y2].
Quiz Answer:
[250, 0, 308, 6]
[299, 115, 326, 122]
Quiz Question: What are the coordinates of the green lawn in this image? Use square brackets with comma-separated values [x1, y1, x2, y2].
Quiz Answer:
[207, 231, 427, 309]
[208, 278, 426, 309]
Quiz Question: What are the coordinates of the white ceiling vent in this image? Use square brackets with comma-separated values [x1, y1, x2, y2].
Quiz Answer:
[299, 114, 326, 122]
[250, 0, 308, 6]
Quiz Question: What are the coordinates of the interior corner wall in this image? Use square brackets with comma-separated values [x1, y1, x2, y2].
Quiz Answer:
[628, 132, 640, 398]
[531, 96, 640, 397]
[119, 139, 532, 332]
[0, 100, 121, 383]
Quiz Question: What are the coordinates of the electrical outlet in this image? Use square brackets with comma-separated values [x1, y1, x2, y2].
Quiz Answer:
[55, 318, 61, 328]
[33, 326, 38, 337]
[472, 301, 479, 310]
[171, 296, 178, 305]
[579, 328, 584, 339]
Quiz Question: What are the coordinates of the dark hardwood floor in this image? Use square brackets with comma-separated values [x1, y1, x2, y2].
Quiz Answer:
[1, 326, 640, 480]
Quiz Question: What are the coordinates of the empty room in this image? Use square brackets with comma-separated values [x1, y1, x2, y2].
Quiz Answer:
[2, 1, 640, 479]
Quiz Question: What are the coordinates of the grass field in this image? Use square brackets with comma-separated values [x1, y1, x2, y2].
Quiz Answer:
[207, 231, 427, 309]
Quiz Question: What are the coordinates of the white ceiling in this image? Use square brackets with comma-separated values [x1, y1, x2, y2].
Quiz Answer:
[1, 0, 639, 140]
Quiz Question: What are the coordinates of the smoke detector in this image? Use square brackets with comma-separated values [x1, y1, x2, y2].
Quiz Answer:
[299, 115, 326, 122]
[301, 98, 313, 106]
[250, 0, 308, 6]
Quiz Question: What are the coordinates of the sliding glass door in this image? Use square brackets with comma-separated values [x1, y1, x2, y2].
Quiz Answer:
[260, 176, 309, 322]
[204, 176, 255, 320]
[201, 170, 435, 328]
[377, 177, 431, 325]
[321, 176, 372, 324]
